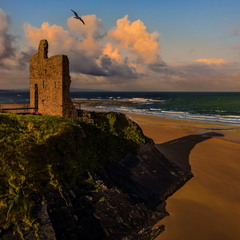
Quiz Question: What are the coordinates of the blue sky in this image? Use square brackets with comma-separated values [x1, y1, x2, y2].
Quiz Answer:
[0, 0, 240, 90]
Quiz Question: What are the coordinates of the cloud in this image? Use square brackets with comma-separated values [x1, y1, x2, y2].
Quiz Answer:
[0, 9, 34, 71]
[195, 58, 227, 65]
[155, 61, 240, 91]
[24, 15, 160, 82]
[106, 15, 161, 65]
[24, 22, 73, 55]
[0, 9, 16, 67]
[100, 55, 138, 78]
[100, 60, 240, 92]
[0, 9, 33, 89]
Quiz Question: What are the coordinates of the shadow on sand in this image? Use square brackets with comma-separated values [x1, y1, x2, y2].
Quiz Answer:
[155, 132, 224, 172]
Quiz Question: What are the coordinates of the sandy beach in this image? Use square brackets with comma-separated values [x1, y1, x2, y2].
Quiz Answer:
[127, 114, 240, 240]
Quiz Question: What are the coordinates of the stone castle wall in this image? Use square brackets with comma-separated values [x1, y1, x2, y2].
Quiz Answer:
[30, 40, 77, 119]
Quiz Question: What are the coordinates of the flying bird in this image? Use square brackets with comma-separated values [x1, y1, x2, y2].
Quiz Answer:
[71, 9, 85, 25]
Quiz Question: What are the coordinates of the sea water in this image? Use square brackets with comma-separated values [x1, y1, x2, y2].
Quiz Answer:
[1, 90, 240, 126]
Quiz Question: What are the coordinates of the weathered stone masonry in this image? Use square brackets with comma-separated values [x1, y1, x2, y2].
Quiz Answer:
[30, 39, 77, 119]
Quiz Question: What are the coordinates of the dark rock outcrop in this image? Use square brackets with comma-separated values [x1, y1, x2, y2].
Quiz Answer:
[40, 144, 192, 240]
[87, 144, 192, 240]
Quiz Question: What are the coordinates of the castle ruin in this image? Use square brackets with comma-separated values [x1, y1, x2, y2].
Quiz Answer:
[30, 39, 77, 119]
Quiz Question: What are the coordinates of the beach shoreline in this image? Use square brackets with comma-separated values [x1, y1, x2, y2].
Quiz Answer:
[127, 114, 240, 240]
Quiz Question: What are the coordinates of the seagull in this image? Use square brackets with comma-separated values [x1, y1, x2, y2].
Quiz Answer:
[71, 9, 85, 25]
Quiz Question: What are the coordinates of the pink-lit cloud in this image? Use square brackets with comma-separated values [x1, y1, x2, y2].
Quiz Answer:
[23, 15, 154, 80]
[106, 15, 161, 64]
[195, 58, 227, 65]
[24, 22, 73, 55]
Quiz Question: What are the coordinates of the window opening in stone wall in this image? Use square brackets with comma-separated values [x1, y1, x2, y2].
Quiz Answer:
[43, 81, 45, 89]
[34, 83, 38, 111]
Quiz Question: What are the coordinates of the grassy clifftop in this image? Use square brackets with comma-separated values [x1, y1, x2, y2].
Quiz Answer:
[0, 112, 149, 239]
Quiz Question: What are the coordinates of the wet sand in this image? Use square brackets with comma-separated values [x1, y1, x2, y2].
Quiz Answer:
[127, 114, 240, 240]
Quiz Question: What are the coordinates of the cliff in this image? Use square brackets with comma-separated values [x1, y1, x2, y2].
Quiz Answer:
[0, 112, 192, 240]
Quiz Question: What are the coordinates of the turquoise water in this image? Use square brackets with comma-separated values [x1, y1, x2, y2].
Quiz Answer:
[72, 92, 240, 126]
[1, 91, 240, 125]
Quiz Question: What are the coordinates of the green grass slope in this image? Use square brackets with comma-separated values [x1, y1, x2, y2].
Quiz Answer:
[0, 112, 149, 239]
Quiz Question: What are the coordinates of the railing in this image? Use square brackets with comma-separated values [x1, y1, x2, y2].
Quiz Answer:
[0, 107, 37, 114]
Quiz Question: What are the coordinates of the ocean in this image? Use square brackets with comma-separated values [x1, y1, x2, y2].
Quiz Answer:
[1, 90, 240, 126]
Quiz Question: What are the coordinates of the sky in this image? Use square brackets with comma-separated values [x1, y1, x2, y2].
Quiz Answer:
[0, 0, 240, 91]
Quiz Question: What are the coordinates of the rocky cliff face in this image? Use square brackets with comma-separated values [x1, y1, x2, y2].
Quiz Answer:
[0, 112, 192, 240]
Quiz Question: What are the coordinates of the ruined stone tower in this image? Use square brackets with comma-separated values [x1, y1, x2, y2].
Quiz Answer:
[30, 39, 77, 119]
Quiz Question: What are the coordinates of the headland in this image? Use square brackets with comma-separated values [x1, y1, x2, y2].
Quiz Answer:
[0, 111, 192, 240]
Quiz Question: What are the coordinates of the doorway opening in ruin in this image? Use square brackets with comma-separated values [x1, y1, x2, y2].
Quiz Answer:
[34, 83, 39, 111]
